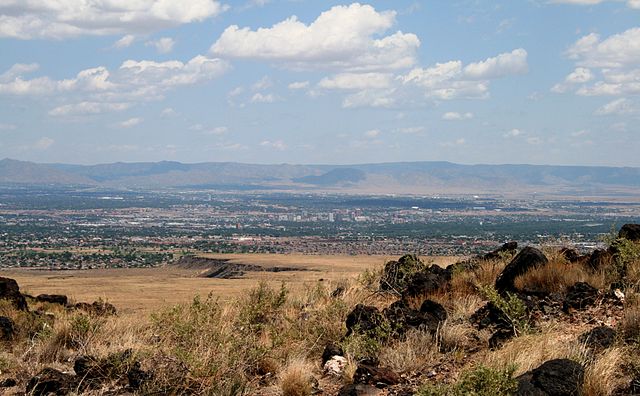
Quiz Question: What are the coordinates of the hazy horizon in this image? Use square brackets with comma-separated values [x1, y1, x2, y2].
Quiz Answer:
[1, 1, 639, 167]
[4, 157, 640, 169]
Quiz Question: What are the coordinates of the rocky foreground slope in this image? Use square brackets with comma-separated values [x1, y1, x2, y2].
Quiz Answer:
[0, 225, 639, 395]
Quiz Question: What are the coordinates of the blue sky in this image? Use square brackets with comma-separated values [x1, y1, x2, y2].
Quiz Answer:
[0, 0, 638, 166]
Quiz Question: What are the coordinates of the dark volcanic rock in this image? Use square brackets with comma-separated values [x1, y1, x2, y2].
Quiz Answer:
[563, 282, 598, 312]
[559, 248, 582, 263]
[74, 355, 112, 387]
[483, 241, 518, 260]
[379, 254, 426, 293]
[338, 383, 381, 396]
[127, 365, 150, 390]
[0, 316, 15, 341]
[495, 247, 548, 295]
[322, 342, 344, 365]
[445, 242, 518, 276]
[0, 378, 17, 387]
[26, 368, 77, 396]
[0, 277, 27, 311]
[36, 294, 68, 306]
[489, 327, 516, 350]
[345, 304, 386, 338]
[383, 300, 444, 336]
[420, 299, 448, 322]
[401, 264, 451, 299]
[587, 249, 613, 271]
[579, 326, 616, 351]
[516, 359, 584, 396]
[619, 224, 640, 242]
[470, 302, 511, 330]
[353, 364, 401, 387]
[331, 285, 346, 298]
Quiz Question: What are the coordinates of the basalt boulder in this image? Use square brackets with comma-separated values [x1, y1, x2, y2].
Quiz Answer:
[563, 282, 598, 313]
[322, 342, 344, 365]
[619, 224, 640, 242]
[379, 254, 427, 293]
[586, 249, 614, 271]
[0, 316, 15, 341]
[578, 326, 616, 351]
[483, 241, 519, 260]
[26, 368, 77, 396]
[401, 264, 451, 299]
[559, 248, 582, 263]
[345, 305, 386, 338]
[36, 294, 68, 306]
[383, 300, 445, 336]
[338, 383, 382, 396]
[516, 359, 584, 396]
[420, 299, 448, 322]
[0, 277, 27, 311]
[495, 247, 549, 295]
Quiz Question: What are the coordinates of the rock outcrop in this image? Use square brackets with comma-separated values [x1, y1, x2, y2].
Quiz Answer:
[495, 247, 549, 295]
[0, 277, 27, 311]
[516, 359, 584, 396]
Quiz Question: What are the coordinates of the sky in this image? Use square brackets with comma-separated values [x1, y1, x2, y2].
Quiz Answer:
[0, 0, 639, 167]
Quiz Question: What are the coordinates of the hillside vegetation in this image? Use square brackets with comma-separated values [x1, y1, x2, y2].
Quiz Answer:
[0, 225, 640, 395]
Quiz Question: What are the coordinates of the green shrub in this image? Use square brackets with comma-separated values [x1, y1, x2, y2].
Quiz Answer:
[239, 281, 288, 330]
[480, 285, 530, 336]
[341, 320, 393, 361]
[417, 365, 518, 396]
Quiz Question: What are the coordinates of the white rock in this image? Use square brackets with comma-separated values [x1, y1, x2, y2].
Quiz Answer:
[324, 355, 347, 377]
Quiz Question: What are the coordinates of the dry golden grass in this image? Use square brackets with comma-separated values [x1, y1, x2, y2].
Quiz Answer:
[279, 358, 315, 396]
[378, 329, 439, 373]
[621, 294, 640, 343]
[1, 249, 638, 395]
[482, 325, 590, 376]
[582, 347, 627, 396]
[513, 257, 586, 293]
[0, 254, 459, 317]
[437, 320, 478, 353]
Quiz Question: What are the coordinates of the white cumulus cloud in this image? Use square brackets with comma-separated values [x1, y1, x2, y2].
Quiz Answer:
[318, 73, 393, 90]
[118, 117, 143, 128]
[0, 56, 230, 117]
[210, 3, 420, 72]
[146, 37, 176, 54]
[551, 0, 640, 8]
[442, 112, 474, 120]
[288, 81, 309, 90]
[49, 102, 132, 116]
[260, 140, 287, 150]
[555, 28, 640, 97]
[250, 93, 278, 103]
[114, 35, 136, 49]
[400, 49, 527, 100]
[463, 49, 529, 80]
[595, 98, 637, 115]
[0, 0, 226, 39]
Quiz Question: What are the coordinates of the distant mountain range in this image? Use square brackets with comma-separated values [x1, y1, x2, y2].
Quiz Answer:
[1, 158, 640, 197]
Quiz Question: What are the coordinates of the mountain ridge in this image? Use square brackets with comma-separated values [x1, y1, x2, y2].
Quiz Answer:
[2, 158, 640, 196]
